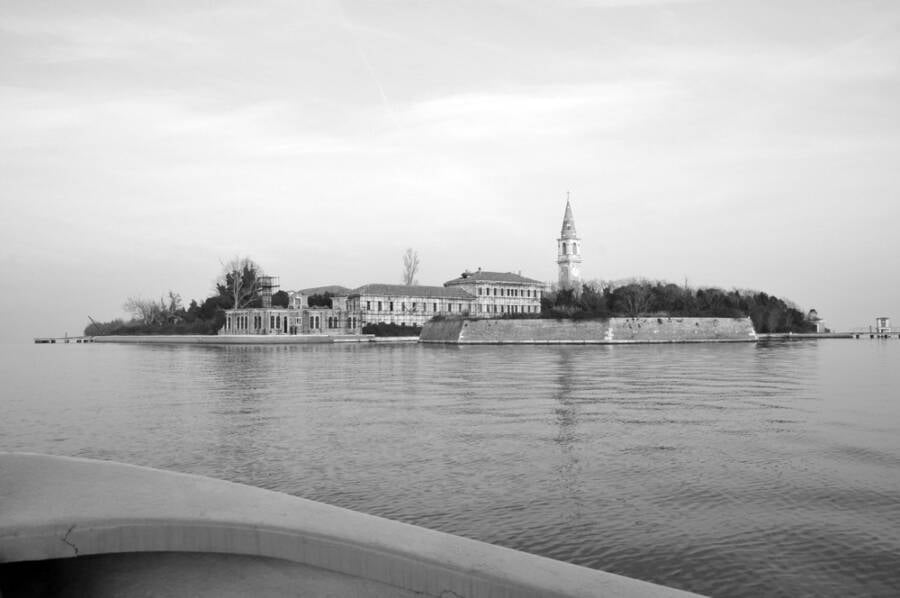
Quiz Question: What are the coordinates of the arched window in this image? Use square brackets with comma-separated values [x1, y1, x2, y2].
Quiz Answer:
[562, 242, 568, 254]
[573, 242, 578, 254]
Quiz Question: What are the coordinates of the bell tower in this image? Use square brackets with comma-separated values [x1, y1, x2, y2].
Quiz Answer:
[557, 197, 582, 293]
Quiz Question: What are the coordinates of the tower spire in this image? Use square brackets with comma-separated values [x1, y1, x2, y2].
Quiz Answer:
[557, 196, 582, 293]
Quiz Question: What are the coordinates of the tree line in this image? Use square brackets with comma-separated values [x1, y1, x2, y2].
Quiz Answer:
[537, 280, 817, 333]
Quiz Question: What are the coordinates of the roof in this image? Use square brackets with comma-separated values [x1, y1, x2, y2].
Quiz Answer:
[560, 199, 577, 239]
[350, 284, 474, 300]
[443, 270, 543, 286]
[298, 285, 352, 296]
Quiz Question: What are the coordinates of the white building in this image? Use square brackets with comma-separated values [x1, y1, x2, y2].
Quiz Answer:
[348, 284, 475, 328]
[443, 269, 544, 317]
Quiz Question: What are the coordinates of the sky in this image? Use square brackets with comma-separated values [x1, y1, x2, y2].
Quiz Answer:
[1, 0, 898, 341]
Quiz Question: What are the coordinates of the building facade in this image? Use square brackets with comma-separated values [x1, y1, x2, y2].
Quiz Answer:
[443, 269, 544, 317]
[557, 199, 582, 293]
[223, 288, 361, 336]
[348, 284, 475, 328]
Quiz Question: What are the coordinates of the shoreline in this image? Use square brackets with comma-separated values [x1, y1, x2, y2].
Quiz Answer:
[89, 334, 419, 345]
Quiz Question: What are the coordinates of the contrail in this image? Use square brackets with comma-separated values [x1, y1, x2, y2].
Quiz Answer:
[335, 0, 395, 123]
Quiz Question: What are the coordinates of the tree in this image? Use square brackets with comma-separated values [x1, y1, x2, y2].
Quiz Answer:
[217, 256, 264, 309]
[307, 292, 333, 308]
[271, 290, 289, 308]
[402, 248, 419, 286]
[123, 296, 165, 326]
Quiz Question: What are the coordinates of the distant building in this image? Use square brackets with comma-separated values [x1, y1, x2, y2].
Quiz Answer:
[557, 199, 582, 293]
[222, 280, 362, 336]
[348, 284, 475, 328]
[807, 309, 827, 333]
[222, 201, 568, 335]
[875, 316, 892, 334]
[443, 268, 543, 317]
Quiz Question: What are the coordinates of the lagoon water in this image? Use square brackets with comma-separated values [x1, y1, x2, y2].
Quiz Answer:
[2, 339, 899, 596]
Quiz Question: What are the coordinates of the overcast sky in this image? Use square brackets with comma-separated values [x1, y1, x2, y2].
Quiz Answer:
[2, 0, 898, 340]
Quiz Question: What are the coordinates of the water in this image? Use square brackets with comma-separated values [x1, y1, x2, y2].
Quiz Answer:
[2, 340, 899, 597]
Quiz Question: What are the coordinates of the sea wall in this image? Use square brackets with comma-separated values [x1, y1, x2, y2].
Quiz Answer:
[420, 317, 758, 344]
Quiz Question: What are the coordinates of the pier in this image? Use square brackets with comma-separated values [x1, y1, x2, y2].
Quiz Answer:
[33, 335, 94, 344]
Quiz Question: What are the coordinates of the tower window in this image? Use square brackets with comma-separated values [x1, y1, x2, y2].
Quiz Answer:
[573, 242, 578, 254]
[562, 242, 568, 255]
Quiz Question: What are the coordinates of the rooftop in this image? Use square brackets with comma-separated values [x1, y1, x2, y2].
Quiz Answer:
[444, 270, 543, 286]
[299, 285, 352, 296]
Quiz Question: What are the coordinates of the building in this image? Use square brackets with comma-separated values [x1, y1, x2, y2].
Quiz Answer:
[222, 279, 362, 336]
[875, 316, 892, 334]
[557, 199, 582, 293]
[348, 284, 475, 328]
[807, 309, 826, 333]
[222, 200, 570, 334]
[443, 268, 544, 317]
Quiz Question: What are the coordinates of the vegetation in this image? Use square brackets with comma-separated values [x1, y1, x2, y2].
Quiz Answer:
[402, 248, 420, 286]
[538, 280, 816, 333]
[362, 322, 423, 337]
[271, 290, 289, 308]
[85, 257, 264, 336]
[307, 292, 334, 308]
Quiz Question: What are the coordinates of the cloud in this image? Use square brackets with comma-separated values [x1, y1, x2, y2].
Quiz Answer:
[398, 82, 681, 140]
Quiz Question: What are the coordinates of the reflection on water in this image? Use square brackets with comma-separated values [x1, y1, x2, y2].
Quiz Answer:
[2, 340, 900, 597]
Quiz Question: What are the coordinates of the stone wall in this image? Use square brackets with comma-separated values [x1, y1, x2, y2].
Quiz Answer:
[420, 317, 758, 344]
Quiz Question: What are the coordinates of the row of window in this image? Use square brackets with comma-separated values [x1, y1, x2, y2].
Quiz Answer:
[325, 316, 359, 329]
[227, 314, 359, 333]
[364, 300, 468, 313]
[476, 287, 540, 298]
[478, 304, 538, 314]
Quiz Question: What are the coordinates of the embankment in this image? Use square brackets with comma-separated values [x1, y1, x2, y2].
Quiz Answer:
[420, 317, 758, 344]
[90, 335, 418, 345]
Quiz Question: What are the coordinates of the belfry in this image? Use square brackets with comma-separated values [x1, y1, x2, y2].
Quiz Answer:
[557, 198, 582, 293]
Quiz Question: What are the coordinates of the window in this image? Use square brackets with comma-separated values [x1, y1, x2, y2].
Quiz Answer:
[448, 304, 452, 313]
[478, 287, 482, 295]
[390, 301, 394, 311]
[401, 302, 405, 311]
[433, 303, 437, 312]
[270, 315, 275, 329]
[493, 288, 497, 296]
[493, 305, 497, 313]
[573, 242, 578, 254]
[366, 301, 371, 310]
[562, 242, 567, 254]
[378, 301, 382, 311]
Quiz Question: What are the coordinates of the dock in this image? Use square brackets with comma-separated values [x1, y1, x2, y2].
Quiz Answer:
[33, 336, 94, 344]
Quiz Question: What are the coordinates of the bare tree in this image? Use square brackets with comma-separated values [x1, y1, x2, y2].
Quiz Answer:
[402, 248, 419, 286]
[619, 284, 652, 317]
[123, 296, 164, 326]
[217, 256, 264, 309]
